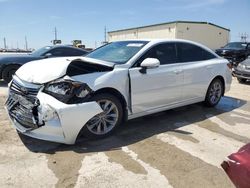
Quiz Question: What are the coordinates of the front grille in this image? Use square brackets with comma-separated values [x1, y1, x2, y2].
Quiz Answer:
[6, 77, 42, 129]
[10, 79, 40, 102]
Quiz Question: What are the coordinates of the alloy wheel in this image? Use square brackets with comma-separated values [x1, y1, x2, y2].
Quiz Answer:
[86, 99, 119, 135]
[209, 81, 222, 105]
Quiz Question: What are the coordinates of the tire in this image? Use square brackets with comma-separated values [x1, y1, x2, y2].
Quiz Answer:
[204, 78, 224, 107]
[79, 93, 123, 139]
[237, 78, 247, 83]
[2, 65, 20, 83]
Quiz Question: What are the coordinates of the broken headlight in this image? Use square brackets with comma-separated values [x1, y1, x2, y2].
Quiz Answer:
[44, 79, 93, 104]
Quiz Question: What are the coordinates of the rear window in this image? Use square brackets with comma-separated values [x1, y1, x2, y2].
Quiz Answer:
[177, 43, 216, 62]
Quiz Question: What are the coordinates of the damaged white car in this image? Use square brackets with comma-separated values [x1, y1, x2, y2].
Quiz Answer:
[5, 39, 232, 144]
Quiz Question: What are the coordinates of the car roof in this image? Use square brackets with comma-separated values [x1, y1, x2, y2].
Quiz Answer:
[113, 38, 197, 42]
[46, 45, 87, 51]
[112, 38, 211, 46]
[112, 39, 216, 55]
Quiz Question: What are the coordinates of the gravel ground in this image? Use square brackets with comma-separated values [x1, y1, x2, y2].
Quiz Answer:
[0, 78, 249, 188]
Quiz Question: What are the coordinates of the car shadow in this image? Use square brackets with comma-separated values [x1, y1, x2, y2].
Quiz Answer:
[239, 80, 250, 85]
[19, 96, 247, 154]
[0, 80, 7, 87]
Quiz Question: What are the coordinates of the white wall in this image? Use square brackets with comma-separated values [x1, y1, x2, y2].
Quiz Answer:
[175, 23, 229, 50]
[108, 22, 230, 50]
[108, 23, 176, 41]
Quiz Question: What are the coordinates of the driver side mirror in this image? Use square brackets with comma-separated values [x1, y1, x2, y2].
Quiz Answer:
[44, 53, 52, 58]
[140, 58, 160, 74]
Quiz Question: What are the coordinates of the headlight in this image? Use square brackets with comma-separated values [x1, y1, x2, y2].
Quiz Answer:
[237, 64, 246, 70]
[44, 79, 93, 104]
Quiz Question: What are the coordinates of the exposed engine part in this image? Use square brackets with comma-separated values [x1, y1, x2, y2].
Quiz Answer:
[66, 59, 114, 76]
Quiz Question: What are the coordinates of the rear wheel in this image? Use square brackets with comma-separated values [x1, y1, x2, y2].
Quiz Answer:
[237, 78, 247, 83]
[205, 79, 223, 107]
[2, 65, 20, 83]
[80, 93, 123, 139]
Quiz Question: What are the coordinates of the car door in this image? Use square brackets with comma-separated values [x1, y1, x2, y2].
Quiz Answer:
[129, 43, 184, 114]
[176, 42, 217, 101]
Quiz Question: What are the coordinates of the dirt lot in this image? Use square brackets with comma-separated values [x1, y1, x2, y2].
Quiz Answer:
[0, 78, 249, 188]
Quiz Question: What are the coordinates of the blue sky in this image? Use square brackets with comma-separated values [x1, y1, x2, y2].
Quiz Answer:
[0, 0, 249, 49]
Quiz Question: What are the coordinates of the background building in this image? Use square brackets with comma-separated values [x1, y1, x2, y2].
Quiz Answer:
[108, 21, 230, 50]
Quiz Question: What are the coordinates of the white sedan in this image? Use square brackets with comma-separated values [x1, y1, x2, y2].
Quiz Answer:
[5, 39, 232, 144]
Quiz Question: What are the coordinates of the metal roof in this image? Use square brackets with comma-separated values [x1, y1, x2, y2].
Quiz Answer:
[108, 21, 230, 33]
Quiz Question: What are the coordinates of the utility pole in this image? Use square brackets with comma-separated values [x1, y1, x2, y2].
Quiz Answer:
[101, 26, 108, 45]
[104, 26, 107, 43]
[54, 27, 58, 40]
[51, 27, 61, 45]
[239, 32, 249, 43]
[3, 37, 7, 49]
[25, 36, 28, 50]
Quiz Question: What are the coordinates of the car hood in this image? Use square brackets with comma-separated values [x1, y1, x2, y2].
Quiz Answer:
[0, 54, 39, 64]
[240, 58, 250, 66]
[15, 57, 114, 84]
[216, 48, 244, 52]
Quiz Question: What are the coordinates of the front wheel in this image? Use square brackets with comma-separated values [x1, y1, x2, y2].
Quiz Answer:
[205, 79, 223, 107]
[80, 93, 123, 139]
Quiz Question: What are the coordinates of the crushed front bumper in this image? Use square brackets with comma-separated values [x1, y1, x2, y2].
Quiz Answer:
[6, 81, 102, 144]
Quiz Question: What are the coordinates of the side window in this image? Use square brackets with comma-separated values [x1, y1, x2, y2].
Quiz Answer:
[177, 43, 216, 62]
[49, 48, 85, 57]
[49, 48, 65, 56]
[202, 49, 217, 60]
[71, 49, 87, 56]
[63, 48, 86, 56]
[135, 43, 177, 66]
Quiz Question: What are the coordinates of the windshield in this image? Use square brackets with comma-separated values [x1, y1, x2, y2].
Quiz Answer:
[224, 42, 246, 49]
[31, 46, 52, 56]
[86, 41, 148, 64]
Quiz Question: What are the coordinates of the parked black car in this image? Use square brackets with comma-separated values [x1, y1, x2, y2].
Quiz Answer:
[215, 42, 250, 65]
[233, 57, 250, 83]
[0, 45, 89, 82]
